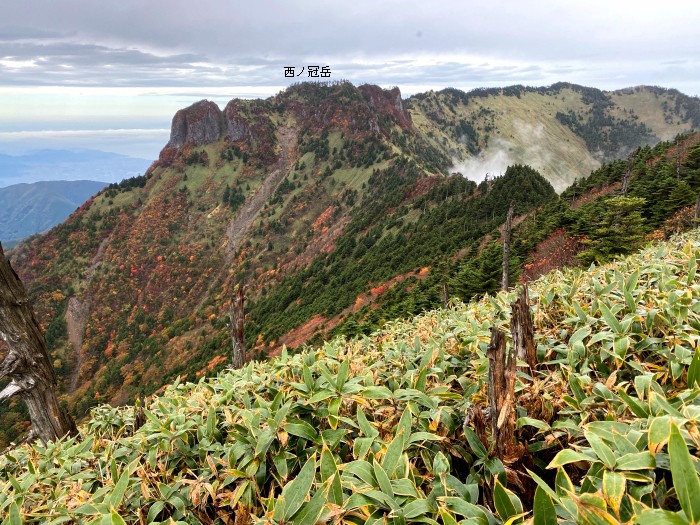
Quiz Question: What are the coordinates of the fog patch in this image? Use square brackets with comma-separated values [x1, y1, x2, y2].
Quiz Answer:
[450, 137, 516, 183]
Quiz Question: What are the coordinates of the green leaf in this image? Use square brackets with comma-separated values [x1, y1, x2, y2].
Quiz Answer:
[602, 470, 625, 515]
[352, 437, 374, 461]
[419, 338, 433, 369]
[329, 473, 343, 506]
[432, 451, 449, 477]
[320, 447, 337, 482]
[598, 302, 623, 334]
[637, 509, 689, 525]
[533, 486, 557, 525]
[574, 301, 589, 324]
[146, 502, 164, 523]
[343, 493, 375, 511]
[574, 493, 620, 525]
[440, 497, 489, 521]
[362, 386, 393, 399]
[547, 449, 592, 469]
[302, 363, 314, 391]
[336, 360, 349, 392]
[206, 406, 216, 438]
[615, 451, 655, 470]
[624, 269, 639, 300]
[464, 427, 488, 460]
[408, 432, 444, 444]
[585, 432, 616, 470]
[357, 407, 379, 438]
[493, 480, 520, 522]
[255, 428, 275, 458]
[273, 497, 287, 523]
[649, 416, 674, 453]
[555, 467, 574, 496]
[109, 468, 130, 509]
[282, 454, 316, 520]
[404, 499, 433, 519]
[439, 508, 459, 525]
[568, 374, 586, 403]
[291, 486, 328, 525]
[342, 460, 376, 487]
[307, 390, 335, 404]
[382, 432, 404, 478]
[391, 478, 419, 497]
[617, 388, 649, 418]
[669, 422, 700, 524]
[525, 469, 558, 502]
[689, 349, 700, 388]
[372, 459, 394, 498]
[2, 503, 21, 525]
[517, 417, 550, 431]
[109, 511, 126, 525]
[284, 420, 319, 442]
[613, 336, 630, 359]
[569, 326, 591, 346]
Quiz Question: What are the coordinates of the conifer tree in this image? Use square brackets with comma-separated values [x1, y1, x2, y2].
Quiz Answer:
[578, 196, 646, 265]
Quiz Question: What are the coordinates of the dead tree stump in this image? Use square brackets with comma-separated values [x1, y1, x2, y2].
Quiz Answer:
[510, 285, 537, 373]
[230, 285, 247, 369]
[0, 242, 76, 443]
[487, 327, 517, 460]
[441, 282, 450, 309]
[501, 201, 514, 291]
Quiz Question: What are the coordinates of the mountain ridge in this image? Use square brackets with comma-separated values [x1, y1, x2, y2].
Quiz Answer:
[0, 179, 108, 243]
[1, 81, 699, 446]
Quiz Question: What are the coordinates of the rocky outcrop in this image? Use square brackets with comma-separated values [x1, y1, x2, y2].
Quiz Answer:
[223, 100, 253, 142]
[166, 100, 224, 148]
[358, 85, 413, 131]
[166, 99, 259, 149]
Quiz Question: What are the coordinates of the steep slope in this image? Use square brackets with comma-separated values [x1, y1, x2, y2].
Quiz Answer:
[0, 180, 107, 243]
[3, 229, 700, 523]
[2, 82, 700, 447]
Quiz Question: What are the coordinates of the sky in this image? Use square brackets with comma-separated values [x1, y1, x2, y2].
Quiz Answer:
[1, 0, 698, 161]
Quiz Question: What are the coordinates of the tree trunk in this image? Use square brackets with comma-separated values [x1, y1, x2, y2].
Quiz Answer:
[229, 285, 247, 369]
[511, 285, 537, 373]
[441, 282, 450, 309]
[0, 242, 76, 443]
[695, 193, 700, 220]
[487, 327, 517, 459]
[501, 201, 514, 291]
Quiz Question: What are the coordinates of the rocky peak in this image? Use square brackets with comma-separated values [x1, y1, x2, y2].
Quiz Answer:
[358, 84, 412, 131]
[167, 100, 224, 148]
[223, 100, 253, 142]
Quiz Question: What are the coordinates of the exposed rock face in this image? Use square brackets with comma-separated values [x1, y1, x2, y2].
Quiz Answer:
[167, 100, 224, 148]
[358, 85, 413, 131]
[223, 101, 253, 142]
[166, 99, 257, 149]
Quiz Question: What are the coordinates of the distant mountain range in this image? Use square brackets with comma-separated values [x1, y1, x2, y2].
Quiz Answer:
[0, 149, 151, 187]
[0, 180, 108, 244]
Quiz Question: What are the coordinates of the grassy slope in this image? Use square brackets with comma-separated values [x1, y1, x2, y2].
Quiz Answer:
[410, 85, 699, 192]
[2, 229, 700, 523]
[413, 87, 600, 192]
[609, 87, 697, 140]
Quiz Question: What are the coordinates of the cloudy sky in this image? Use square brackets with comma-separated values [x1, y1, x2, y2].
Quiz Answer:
[1, 0, 698, 160]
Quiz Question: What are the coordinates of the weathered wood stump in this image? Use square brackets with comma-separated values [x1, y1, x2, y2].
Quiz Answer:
[229, 285, 247, 369]
[0, 242, 76, 443]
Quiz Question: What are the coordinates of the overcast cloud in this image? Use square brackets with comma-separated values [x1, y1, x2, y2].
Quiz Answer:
[1, 0, 698, 160]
